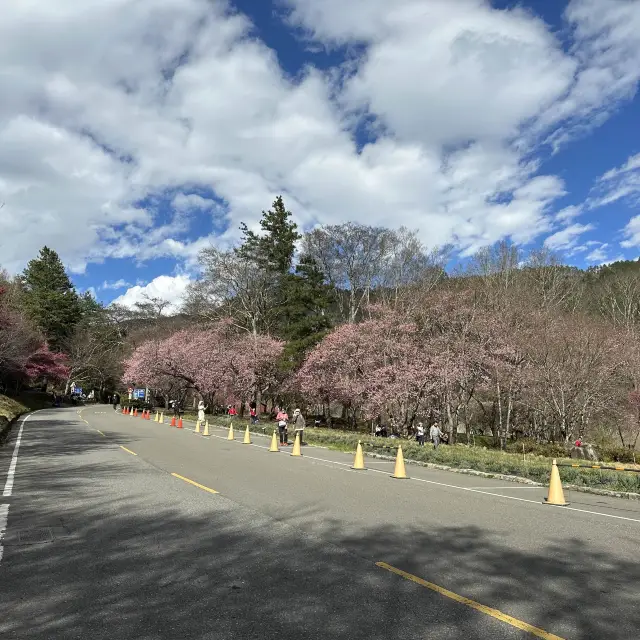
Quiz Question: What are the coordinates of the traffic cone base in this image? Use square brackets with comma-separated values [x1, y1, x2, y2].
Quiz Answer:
[544, 459, 568, 506]
[243, 425, 251, 444]
[351, 441, 366, 470]
[269, 430, 279, 452]
[391, 445, 409, 479]
[291, 432, 302, 456]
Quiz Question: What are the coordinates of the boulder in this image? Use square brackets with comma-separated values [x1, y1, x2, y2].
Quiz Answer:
[570, 444, 598, 462]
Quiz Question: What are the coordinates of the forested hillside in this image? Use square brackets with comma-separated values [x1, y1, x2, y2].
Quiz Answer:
[2, 197, 640, 451]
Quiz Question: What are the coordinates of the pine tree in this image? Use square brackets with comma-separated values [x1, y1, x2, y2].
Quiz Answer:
[280, 255, 334, 369]
[236, 196, 301, 275]
[20, 247, 82, 352]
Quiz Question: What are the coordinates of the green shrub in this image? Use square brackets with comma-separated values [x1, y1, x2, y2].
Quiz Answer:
[598, 446, 638, 464]
[203, 418, 640, 494]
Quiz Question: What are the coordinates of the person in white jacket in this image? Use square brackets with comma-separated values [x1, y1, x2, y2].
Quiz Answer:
[197, 400, 207, 424]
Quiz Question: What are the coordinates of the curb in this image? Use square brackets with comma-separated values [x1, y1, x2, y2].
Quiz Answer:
[362, 451, 640, 500]
[145, 415, 640, 501]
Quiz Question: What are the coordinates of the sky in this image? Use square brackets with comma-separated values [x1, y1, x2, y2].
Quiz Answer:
[1, 0, 639, 314]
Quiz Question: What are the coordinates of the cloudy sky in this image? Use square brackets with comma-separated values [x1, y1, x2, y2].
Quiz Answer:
[1, 0, 639, 313]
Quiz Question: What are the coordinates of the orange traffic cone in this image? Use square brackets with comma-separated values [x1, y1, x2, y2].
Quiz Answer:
[178, 417, 183, 429]
[170, 416, 176, 427]
[544, 459, 568, 506]
[123, 407, 128, 415]
[391, 445, 408, 479]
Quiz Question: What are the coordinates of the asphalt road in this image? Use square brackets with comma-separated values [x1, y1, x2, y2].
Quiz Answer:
[1, 406, 639, 640]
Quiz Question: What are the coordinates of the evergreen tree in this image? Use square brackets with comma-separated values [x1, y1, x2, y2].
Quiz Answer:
[280, 255, 334, 369]
[236, 196, 301, 275]
[20, 246, 82, 352]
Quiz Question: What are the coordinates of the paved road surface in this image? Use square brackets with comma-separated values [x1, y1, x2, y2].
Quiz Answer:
[1, 406, 639, 639]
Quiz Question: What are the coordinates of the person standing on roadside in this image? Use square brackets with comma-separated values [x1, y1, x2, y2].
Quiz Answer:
[293, 408, 305, 445]
[430, 423, 444, 449]
[277, 408, 289, 446]
[198, 399, 207, 424]
[112, 392, 120, 411]
[416, 422, 425, 446]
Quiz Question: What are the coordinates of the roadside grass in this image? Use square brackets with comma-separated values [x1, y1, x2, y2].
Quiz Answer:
[0, 390, 53, 443]
[0, 394, 28, 423]
[177, 412, 640, 494]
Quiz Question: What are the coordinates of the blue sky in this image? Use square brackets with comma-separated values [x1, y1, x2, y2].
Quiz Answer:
[1, 0, 639, 312]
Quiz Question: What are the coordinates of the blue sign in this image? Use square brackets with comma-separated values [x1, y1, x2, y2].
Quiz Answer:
[73, 387, 82, 396]
[133, 389, 146, 400]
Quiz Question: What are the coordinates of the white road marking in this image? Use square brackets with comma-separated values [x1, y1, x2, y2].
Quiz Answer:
[3, 414, 30, 497]
[187, 422, 640, 524]
[0, 503, 9, 564]
[464, 486, 541, 490]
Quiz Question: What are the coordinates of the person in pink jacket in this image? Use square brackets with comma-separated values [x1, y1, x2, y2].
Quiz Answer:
[276, 408, 289, 446]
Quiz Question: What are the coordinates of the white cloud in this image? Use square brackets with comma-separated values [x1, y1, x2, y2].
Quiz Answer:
[110, 274, 192, 314]
[588, 152, 640, 209]
[585, 243, 610, 263]
[0, 0, 639, 278]
[544, 223, 595, 251]
[536, 0, 640, 149]
[555, 205, 583, 223]
[172, 193, 216, 212]
[621, 215, 640, 249]
[101, 278, 132, 290]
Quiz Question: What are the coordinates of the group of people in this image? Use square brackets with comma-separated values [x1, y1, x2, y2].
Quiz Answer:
[225, 403, 258, 423]
[415, 423, 446, 449]
[223, 402, 306, 445]
[374, 420, 447, 448]
[275, 407, 306, 446]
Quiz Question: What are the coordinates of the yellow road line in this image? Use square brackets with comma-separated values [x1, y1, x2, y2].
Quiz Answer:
[376, 562, 564, 640]
[119, 446, 137, 456]
[96, 430, 105, 437]
[171, 473, 219, 495]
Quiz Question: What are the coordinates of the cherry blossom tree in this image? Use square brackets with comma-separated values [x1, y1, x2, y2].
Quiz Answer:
[0, 280, 70, 391]
[24, 345, 70, 383]
[122, 321, 284, 407]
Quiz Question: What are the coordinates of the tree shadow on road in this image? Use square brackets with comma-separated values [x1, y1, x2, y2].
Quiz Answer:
[1, 412, 638, 640]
